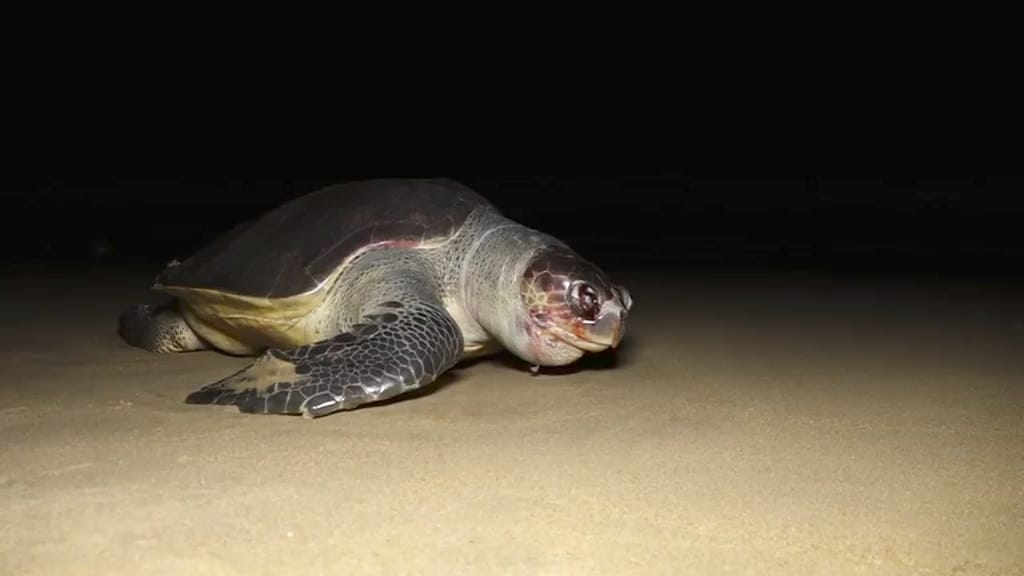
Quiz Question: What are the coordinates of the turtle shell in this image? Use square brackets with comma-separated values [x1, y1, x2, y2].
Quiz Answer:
[155, 178, 491, 300]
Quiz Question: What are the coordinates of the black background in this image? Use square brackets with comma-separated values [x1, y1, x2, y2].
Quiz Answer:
[3, 174, 1021, 279]
[4, 81, 1020, 281]
[4, 8, 1022, 285]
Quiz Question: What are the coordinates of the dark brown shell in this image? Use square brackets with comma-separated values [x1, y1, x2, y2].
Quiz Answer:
[155, 178, 492, 298]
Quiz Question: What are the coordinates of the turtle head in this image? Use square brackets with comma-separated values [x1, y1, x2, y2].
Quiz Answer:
[518, 246, 633, 366]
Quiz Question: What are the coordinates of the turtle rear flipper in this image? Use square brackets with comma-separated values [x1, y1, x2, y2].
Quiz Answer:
[184, 297, 464, 418]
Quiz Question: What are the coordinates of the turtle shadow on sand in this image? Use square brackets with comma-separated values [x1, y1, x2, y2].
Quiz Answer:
[364, 345, 633, 411]
[492, 341, 632, 375]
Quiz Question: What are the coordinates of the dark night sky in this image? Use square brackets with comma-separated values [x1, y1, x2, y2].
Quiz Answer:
[6, 27, 1019, 278]
[3, 175, 1022, 277]
[5, 93, 1021, 276]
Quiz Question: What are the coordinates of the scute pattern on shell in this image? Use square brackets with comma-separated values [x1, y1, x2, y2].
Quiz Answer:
[156, 178, 490, 299]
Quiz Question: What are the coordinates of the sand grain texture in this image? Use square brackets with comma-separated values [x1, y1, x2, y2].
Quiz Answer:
[1, 264, 1022, 575]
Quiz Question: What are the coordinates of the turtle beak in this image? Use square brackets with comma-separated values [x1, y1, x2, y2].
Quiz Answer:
[582, 300, 628, 349]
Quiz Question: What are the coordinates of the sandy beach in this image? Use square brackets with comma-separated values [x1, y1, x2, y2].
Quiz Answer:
[1, 261, 1022, 575]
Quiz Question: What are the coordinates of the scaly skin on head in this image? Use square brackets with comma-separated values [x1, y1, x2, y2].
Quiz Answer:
[455, 210, 632, 370]
[520, 245, 632, 366]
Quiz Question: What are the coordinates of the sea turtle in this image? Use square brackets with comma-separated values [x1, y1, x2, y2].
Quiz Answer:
[118, 177, 633, 418]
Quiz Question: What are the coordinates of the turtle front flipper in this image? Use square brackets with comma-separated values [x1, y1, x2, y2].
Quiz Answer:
[184, 297, 464, 418]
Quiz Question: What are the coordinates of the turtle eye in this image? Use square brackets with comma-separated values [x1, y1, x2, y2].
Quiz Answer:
[569, 282, 601, 321]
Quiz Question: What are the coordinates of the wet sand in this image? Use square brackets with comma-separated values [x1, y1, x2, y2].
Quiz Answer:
[1, 262, 1022, 575]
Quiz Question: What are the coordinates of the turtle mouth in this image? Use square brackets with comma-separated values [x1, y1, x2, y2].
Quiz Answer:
[541, 322, 611, 353]
[532, 304, 626, 353]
